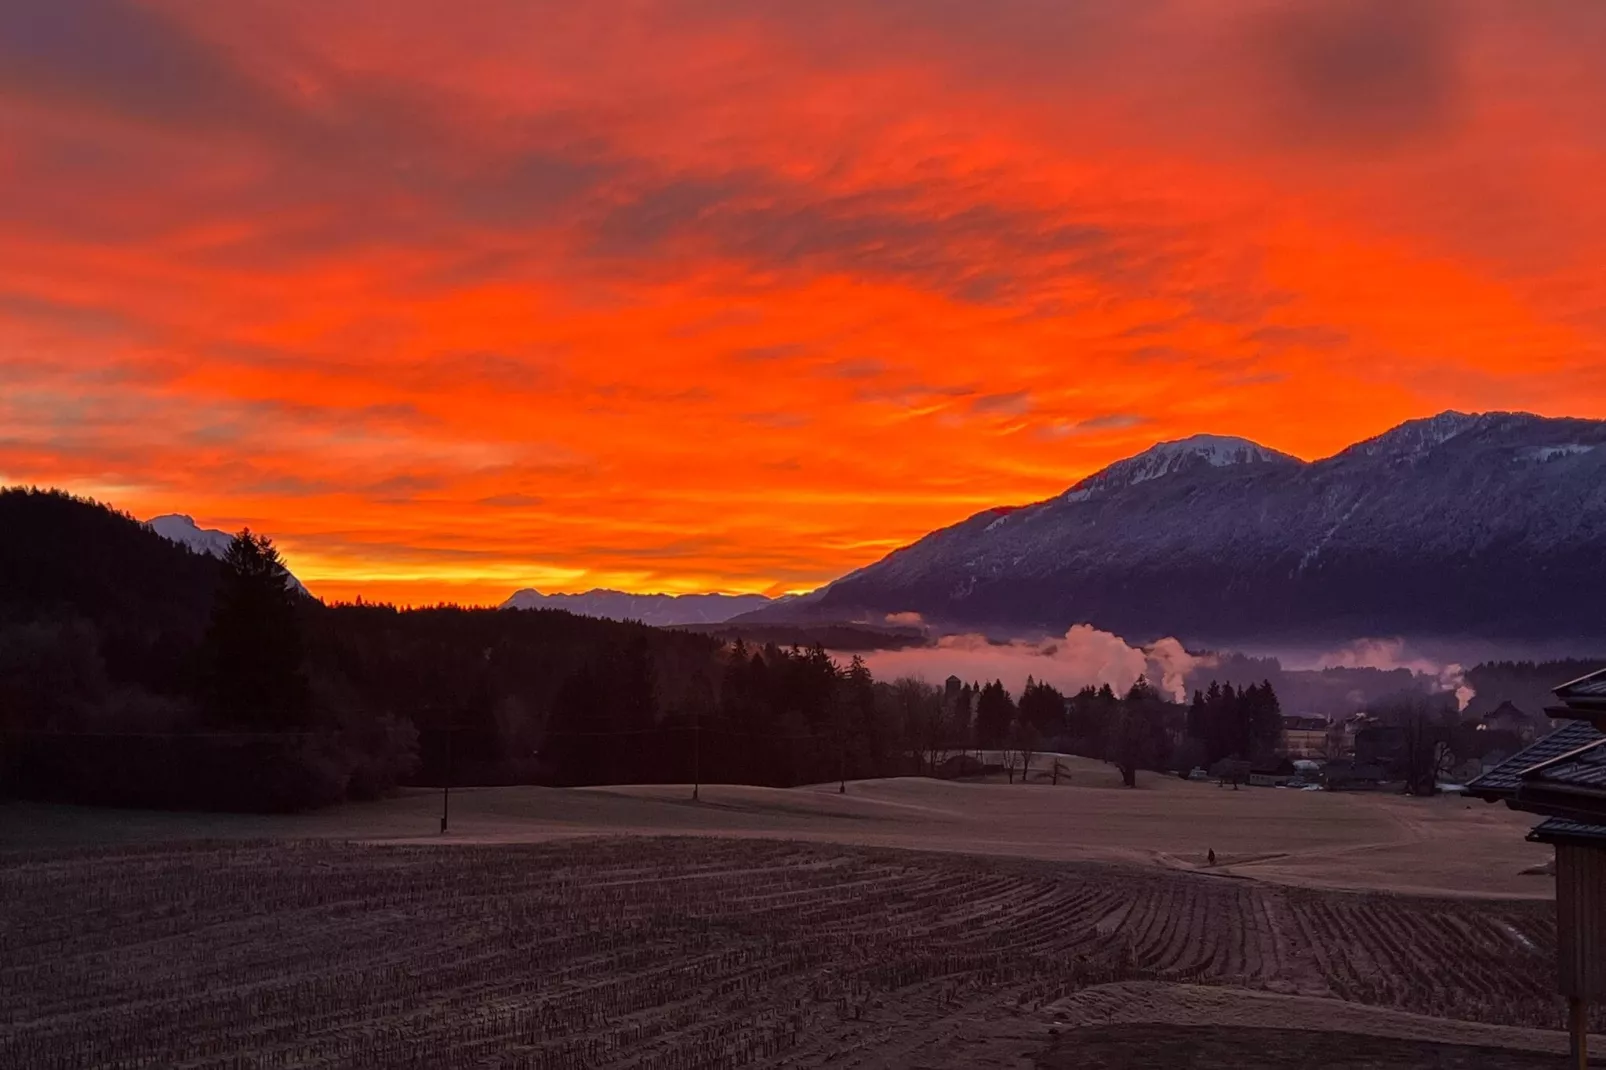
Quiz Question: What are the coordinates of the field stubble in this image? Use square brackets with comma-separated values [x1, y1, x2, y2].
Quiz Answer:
[0, 837, 1583, 1069]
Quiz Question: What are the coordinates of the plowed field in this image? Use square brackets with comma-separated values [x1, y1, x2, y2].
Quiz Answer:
[0, 838, 1582, 1069]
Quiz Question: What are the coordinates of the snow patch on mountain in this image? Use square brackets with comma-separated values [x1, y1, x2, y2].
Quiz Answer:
[1063, 434, 1301, 502]
[148, 514, 234, 557]
[1345, 411, 1485, 458]
[147, 513, 306, 591]
[1523, 444, 1595, 462]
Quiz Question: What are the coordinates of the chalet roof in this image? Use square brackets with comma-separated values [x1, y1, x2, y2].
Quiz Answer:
[1528, 817, 1606, 847]
[1529, 742, 1606, 791]
[1484, 700, 1529, 720]
[1551, 667, 1606, 722]
[1466, 719, 1603, 800]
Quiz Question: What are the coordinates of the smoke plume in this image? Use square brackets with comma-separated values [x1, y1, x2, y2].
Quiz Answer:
[853, 624, 1211, 701]
[1314, 637, 1476, 709]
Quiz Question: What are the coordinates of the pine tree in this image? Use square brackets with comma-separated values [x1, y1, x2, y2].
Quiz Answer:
[843, 654, 879, 775]
[975, 679, 1016, 749]
[202, 530, 309, 729]
[1020, 678, 1067, 737]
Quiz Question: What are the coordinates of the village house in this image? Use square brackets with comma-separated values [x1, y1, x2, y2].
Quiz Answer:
[1468, 667, 1606, 1067]
[1326, 711, 1373, 759]
[1479, 700, 1540, 744]
[1279, 715, 1329, 758]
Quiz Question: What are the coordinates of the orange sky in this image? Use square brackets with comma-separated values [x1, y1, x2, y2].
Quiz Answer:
[4, 0, 1606, 605]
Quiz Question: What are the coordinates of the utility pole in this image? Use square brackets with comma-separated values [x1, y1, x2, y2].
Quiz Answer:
[692, 698, 700, 803]
[838, 697, 846, 795]
[440, 712, 451, 834]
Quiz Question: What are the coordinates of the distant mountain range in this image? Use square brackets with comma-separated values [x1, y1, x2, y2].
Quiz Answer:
[502, 588, 777, 626]
[145, 514, 773, 623]
[147, 513, 306, 591]
[735, 411, 1606, 645]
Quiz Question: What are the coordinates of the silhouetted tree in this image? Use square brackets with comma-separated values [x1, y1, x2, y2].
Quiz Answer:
[844, 654, 881, 774]
[1110, 676, 1170, 788]
[975, 679, 1016, 749]
[1019, 677, 1067, 737]
[202, 530, 310, 729]
[1066, 683, 1119, 756]
[1010, 720, 1042, 783]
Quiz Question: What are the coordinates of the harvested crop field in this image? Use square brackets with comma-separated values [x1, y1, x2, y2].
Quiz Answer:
[1035, 1024, 1582, 1070]
[0, 767, 1552, 898]
[0, 837, 1589, 1069]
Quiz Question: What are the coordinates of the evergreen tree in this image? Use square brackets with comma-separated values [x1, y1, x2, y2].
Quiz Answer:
[202, 530, 309, 728]
[974, 679, 1016, 749]
[953, 683, 975, 747]
[843, 654, 880, 774]
[1019, 678, 1067, 737]
[1186, 688, 1206, 742]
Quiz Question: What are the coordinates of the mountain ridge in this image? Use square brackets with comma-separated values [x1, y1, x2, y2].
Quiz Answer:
[502, 588, 774, 626]
[736, 410, 1606, 644]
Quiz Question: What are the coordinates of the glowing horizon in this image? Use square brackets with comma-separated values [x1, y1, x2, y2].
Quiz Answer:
[5, 1, 1606, 606]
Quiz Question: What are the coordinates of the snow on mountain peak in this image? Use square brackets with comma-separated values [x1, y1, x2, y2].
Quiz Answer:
[147, 513, 234, 556]
[1062, 433, 1300, 502]
[1346, 410, 1489, 458]
[147, 513, 307, 591]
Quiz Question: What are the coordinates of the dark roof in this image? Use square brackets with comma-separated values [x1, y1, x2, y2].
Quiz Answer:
[1527, 740, 1606, 792]
[1528, 817, 1606, 847]
[1466, 720, 1603, 799]
[1554, 667, 1606, 712]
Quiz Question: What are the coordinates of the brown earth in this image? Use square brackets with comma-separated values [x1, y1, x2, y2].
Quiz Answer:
[1035, 1024, 1597, 1069]
[0, 837, 1590, 1069]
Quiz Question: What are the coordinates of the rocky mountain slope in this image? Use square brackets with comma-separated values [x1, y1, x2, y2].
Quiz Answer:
[739, 412, 1606, 644]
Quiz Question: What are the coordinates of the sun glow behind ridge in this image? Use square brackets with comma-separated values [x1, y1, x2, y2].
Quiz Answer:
[3, 0, 1606, 604]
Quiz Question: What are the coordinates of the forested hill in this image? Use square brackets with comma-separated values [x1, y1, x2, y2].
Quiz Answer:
[0, 488, 220, 673]
[0, 489, 728, 809]
[0, 489, 970, 812]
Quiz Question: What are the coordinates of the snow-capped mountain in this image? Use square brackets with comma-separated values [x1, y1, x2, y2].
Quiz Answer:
[502, 588, 774, 626]
[146, 514, 306, 591]
[1062, 434, 1300, 502]
[147, 514, 236, 557]
[737, 411, 1606, 644]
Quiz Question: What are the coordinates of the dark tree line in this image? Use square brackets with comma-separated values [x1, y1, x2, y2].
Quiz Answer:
[0, 490, 723, 809]
[1065, 680, 1174, 786]
[960, 675, 1175, 787]
[1182, 680, 1284, 769]
[1, 490, 983, 807]
[538, 640, 886, 789]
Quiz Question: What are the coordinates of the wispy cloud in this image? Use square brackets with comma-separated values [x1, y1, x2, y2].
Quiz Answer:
[1, 0, 1603, 604]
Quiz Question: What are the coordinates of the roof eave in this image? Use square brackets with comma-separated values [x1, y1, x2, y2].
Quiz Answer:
[1546, 704, 1606, 725]
[1508, 786, 1606, 824]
